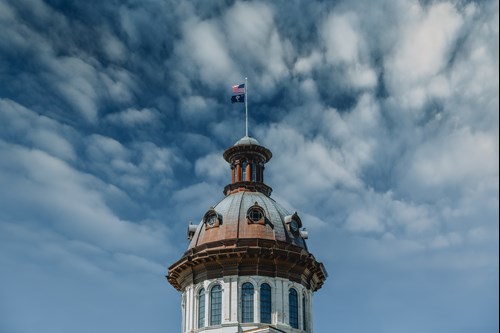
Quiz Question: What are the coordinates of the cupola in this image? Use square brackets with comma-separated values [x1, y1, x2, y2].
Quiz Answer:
[223, 135, 273, 196]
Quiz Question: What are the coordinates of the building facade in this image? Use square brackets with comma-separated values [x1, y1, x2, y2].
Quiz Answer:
[168, 136, 327, 333]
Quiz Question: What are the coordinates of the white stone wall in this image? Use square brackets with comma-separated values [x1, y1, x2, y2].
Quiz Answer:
[180, 276, 313, 333]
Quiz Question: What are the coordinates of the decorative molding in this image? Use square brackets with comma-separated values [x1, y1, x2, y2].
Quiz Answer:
[167, 239, 327, 293]
[224, 181, 273, 196]
[223, 145, 272, 164]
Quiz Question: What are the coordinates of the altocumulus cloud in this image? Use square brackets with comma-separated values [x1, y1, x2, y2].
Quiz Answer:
[0, 0, 498, 333]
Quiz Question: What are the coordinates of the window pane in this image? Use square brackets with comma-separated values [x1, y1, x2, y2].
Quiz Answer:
[251, 163, 257, 181]
[210, 285, 222, 325]
[249, 208, 263, 222]
[260, 284, 272, 324]
[289, 288, 298, 329]
[241, 161, 247, 181]
[198, 288, 205, 328]
[241, 283, 254, 323]
[302, 294, 307, 331]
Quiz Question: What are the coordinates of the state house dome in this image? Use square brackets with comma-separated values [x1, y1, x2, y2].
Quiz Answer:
[167, 135, 327, 333]
[187, 191, 308, 251]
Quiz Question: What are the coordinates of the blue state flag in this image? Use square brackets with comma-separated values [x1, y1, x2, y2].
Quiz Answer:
[231, 94, 245, 103]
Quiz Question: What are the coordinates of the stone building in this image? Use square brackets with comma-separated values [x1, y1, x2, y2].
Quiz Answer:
[168, 136, 327, 333]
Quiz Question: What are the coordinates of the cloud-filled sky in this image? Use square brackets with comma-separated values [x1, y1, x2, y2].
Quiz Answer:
[0, 0, 498, 332]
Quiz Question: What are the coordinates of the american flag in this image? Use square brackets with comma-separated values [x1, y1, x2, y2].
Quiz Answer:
[232, 83, 245, 94]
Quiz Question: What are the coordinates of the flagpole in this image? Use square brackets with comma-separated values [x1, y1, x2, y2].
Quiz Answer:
[245, 77, 248, 137]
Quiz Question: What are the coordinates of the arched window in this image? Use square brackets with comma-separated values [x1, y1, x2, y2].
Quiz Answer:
[260, 283, 272, 324]
[241, 161, 247, 181]
[198, 288, 205, 328]
[241, 283, 254, 323]
[251, 163, 257, 181]
[302, 294, 307, 331]
[289, 288, 299, 329]
[210, 285, 222, 326]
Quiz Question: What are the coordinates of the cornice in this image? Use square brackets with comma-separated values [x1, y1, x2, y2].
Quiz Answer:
[167, 239, 328, 292]
[223, 181, 273, 196]
[223, 144, 272, 163]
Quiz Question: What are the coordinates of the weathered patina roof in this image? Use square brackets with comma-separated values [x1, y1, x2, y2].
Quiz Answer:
[187, 190, 307, 251]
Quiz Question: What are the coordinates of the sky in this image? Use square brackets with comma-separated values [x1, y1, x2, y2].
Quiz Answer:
[0, 0, 498, 332]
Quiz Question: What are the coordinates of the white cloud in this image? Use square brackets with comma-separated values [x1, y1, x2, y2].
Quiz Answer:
[0, 98, 77, 162]
[42, 56, 138, 123]
[45, 56, 101, 122]
[322, 12, 361, 64]
[345, 209, 385, 233]
[391, 199, 435, 235]
[101, 31, 127, 63]
[430, 232, 463, 249]
[224, 2, 289, 88]
[385, 2, 464, 108]
[172, 181, 222, 222]
[293, 51, 322, 76]
[195, 152, 227, 183]
[179, 95, 218, 124]
[299, 212, 327, 231]
[86, 134, 129, 162]
[321, 11, 377, 89]
[263, 123, 362, 204]
[176, 18, 237, 87]
[85, 135, 177, 194]
[0, 141, 171, 257]
[0, 1, 498, 332]
[106, 107, 159, 126]
[99, 67, 137, 104]
[398, 127, 498, 198]
[136, 141, 175, 174]
[29, 128, 76, 161]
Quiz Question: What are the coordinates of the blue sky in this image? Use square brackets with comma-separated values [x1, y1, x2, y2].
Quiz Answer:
[0, 0, 498, 332]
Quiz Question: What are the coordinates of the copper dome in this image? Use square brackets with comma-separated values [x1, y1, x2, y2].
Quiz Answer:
[168, 136, 327, 292]
[188, 191, 307, 251]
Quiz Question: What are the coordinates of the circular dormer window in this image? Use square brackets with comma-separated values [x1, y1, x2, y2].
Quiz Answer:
[247, 203, 265, 224]
[285, 212, 302, 235]
[248, 208, 263, 222]
[204, 208, 221, 229]
[206, 214, 217, 227]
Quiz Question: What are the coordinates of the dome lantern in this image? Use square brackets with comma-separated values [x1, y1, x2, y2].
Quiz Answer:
[223, 135, 273, 196]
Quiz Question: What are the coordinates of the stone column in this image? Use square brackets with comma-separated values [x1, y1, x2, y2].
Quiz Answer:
[275, 278, 284, 324]
[223, 277, 232, 324]
[246, 163, 251, 181]
[236, 163, 242, 182]
[230, 277, 238, 322]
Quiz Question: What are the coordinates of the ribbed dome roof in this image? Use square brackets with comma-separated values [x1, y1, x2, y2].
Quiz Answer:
[188, 191, 307, 251]
[169, 135, 327, 293]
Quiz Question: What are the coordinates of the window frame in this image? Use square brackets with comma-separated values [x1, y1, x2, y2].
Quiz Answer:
[203, 209, 222, 230]
[289, 288, 299, 329]
[210, 284, 222, 326]
[198, 288, 206, 329]
[241, 282, 254, 323]
[302, 293, 307, 331]
[260, 283, 272, 324]
[246, 203, 266, 225]
[251, 163, 257, 181]
[241, 161, 247, 181]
